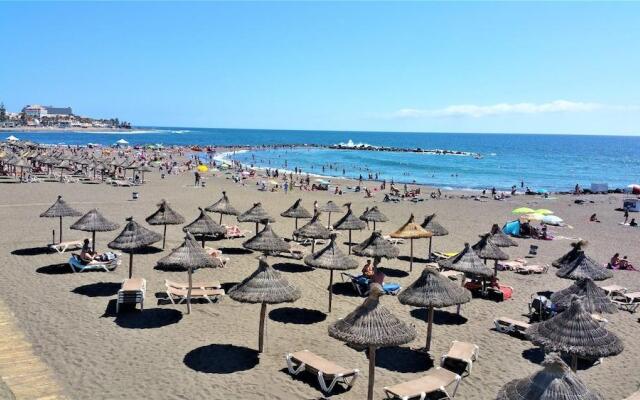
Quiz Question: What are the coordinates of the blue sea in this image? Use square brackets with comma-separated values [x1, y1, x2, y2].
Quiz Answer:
[5, 127, 640, 192]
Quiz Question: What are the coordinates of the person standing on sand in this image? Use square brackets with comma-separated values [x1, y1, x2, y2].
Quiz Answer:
[624, 207, 629, 224]
[194, 171, 201, 187]
[284, 181, 289, 194]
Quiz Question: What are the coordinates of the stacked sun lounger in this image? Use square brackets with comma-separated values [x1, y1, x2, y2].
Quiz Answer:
[117, 278, 146, 313]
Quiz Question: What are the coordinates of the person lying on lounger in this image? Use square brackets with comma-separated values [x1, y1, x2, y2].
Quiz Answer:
[80, 239, 113, 263]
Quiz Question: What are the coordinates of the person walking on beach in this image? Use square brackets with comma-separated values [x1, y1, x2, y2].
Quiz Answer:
[284, 181, 289, 194]
[624, 207, 630, 224]
[194, 171, 201, 187]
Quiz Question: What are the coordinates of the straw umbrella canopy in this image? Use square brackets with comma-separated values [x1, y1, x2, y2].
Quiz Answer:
[421, 214, 449, 261]
[550, 278, 617, 315]
[70, 209, 119, 252]
[359, 206, 388, 230]
[318, 200, 343, 228]
[329, 284, 416, 400]
[352, 230, 400, 268]
[205, 191, 239, 224]
[525, 295, 623, 371]
[472, 233, 509, 276]
[294, 211, 331, 252]
[398, 266, 471, 351]
[237, 202, 275, 234]
[146, 199, 185, 249]
[555, 252, 612, 281]
[157, 232, 220, 314]
[332, 203, 366, 254]
[228, 256, 301, 352]
[39, 195, 82, 244]
[304, 233, 358, 312]
[182, 207, 226, 248]
[390, 214, 432, 271]
[280, 198, 312, 230]
[242, 221, 290, 254]
[553, 241, 588, 268]
[108, 217, 162, 278]
[438, 243, 494, 278]
[489, 223, 518, 247]
[496, 353, 603, 400]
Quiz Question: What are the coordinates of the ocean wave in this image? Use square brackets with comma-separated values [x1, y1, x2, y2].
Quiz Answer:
[170, 130, 191, 134]
[336, 139, 375, 148]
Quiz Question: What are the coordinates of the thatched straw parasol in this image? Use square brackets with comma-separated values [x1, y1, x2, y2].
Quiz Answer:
[304, 233, 358, 312]
[108, 217, 162, 278]
[205, 191, 239, 224]
[294, 211, 331, 252]
[146, 199, 185, 249]
[438, 243, 494, 278]
[399, 266, 471, 351]
[242, 221, 290, 254]
[329, 284, 416, 400]
[70, 209, 119, 252]
[352, 231, 400, 269]
[318, 200, 343, 228]
[280, 198, 312, 230]
[553, 240, 588, 268]
[555, 252, 612, 281]
[40, 195, 82, 244]
[332, 203, 366, 254]
[421, 214, 449, 261]
[550, 278, 617, 315]
[390, 214, 432, 271]
[496, 353, 603, 400]
[472, 233, 509, 276]
[157, 232, 220, 314]
[525, 295, 623, 371]
[183, 207, 226, 248]
[359, 206, 388, 230]
[228, 256, 301, 352]
[237, 202, 275, 234]
[489, 223, 518, 247]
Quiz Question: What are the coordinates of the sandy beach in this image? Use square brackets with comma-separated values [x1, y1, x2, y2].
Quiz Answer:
[1, 168, 639, 400]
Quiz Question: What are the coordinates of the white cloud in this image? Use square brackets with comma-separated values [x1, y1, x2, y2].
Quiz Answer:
[394, 100, 608, 118]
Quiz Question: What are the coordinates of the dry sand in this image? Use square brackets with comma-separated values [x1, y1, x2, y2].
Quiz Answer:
[0, 170, 639, 399]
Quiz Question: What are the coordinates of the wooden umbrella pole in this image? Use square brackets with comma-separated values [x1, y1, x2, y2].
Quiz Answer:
[128, 253, 133, 279]
[255, 222, 259, 235]
[428, 237, 433, 261]
[59, 216, 63, 243]
[92, 231, 96, 253]
[327, 212, 331, 229]
[367, 346, 376, 400]
[162, 224, 167, 249]
[410, 239, 414, 272]
[258, 303, 267, 353]
[426, 306, 434, 351]
[295, 218, 298, 230]
[219, 214, 223, 224]
[311, 240, 315, 253]
[348, 230, 352, 254]
[328, 270, 334, 313]
[201, 238, 205, 248]
[571, 354, 578, 372]
[373, 221, 376, 230]
[186, 266, 193, 314]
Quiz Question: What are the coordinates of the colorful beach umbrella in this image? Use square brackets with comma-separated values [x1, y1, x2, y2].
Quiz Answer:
[197, 165, 208, 173]
[534, 209, 554, 215]
[512, 207, 535, 214]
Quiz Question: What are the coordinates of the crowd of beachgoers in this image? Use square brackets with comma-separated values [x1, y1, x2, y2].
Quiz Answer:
[0, 139, 639, 399]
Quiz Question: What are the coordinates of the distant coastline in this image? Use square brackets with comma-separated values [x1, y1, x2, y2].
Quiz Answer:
[0, 126, 135, 133]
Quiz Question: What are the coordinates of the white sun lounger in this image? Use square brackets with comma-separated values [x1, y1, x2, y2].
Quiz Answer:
[600, 284, 627, 298]
[494, 317, 530, 335]
[117, 278, 146, 313]
[49, 239, 90, 254]
[165, 281, 224, 304]
[68, 253, 120, 273]
[285, 350, 359, 393]
[441, 341, 479, 376]
[612, 291, 640, 313]
[383, 367, 462, 399]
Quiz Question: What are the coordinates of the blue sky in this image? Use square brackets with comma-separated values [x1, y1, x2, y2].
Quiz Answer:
[1, 1, 639, 135]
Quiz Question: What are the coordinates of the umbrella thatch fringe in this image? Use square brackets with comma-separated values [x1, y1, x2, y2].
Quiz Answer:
[146, 199, 185, 225]
[398, 266, 471, 308]
[294, 212, 331, 239]
[40, 195, 82, 218]
[526, 295, 623, 358]
[353, 231, 400, 259]
[496, 353, 603, 400]
[552, 241, 589, 268]
[157, 232, 220, 270]
[318, 201, 343, 214]
[438, 243, 494, 277]
[329, 284, 416, 347]
[243, 222, 290, 253]
[183, 208, 226, 236]
[489, 224, 518, 247]
[71, 209, 119, 232]
[421, 214, 448, 236]
[333, 204, 366, 231]
[550, 278, 617, 314]
[472, 234, 509, 260]
[555, 252, 612, 281]
[108, 217, 162, 251]
[359, 206, 388, 223]
[238, 203, 275, 223]
[390, 214, 432, 239]
[205, 191, 239, 215]
[281, 198, 312, 219]
[304, 234, 358, 270]
[228, 257, 300, 304]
